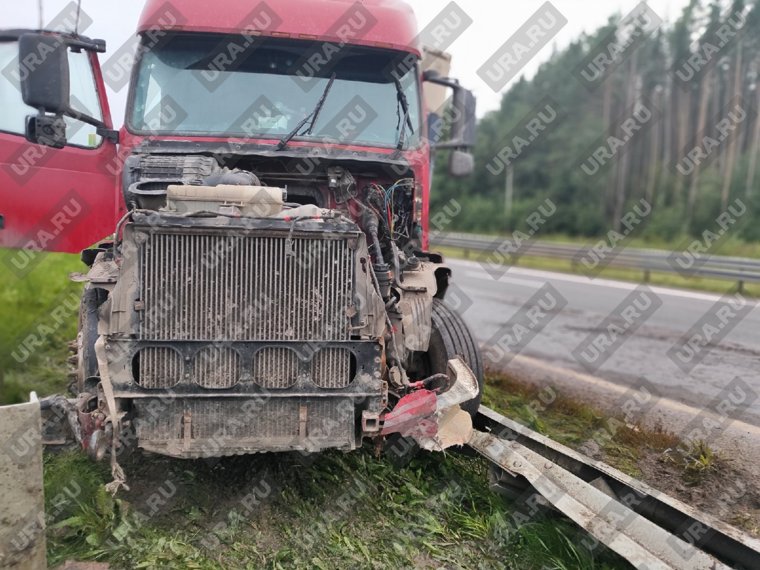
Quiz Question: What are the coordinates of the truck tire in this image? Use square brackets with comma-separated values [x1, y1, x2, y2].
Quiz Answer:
[427, 298, 484, 417]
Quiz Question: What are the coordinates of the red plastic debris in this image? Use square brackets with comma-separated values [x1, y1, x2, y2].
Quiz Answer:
[381, 390, 438, 436]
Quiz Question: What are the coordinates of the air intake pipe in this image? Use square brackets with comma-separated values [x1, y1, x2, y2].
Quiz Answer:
[202, 169, 261, 187]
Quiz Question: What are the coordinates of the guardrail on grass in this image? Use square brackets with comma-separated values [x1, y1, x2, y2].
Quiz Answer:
[432, 233, 760, 291]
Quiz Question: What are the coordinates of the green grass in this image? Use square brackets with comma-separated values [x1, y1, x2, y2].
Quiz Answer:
[482, 372, 760, 535]
[3, 250, 743, 566]
[0, 249, 84, 404]
[43, 447, 629, 569]
[661, 440, 721, 486]
[37, 372, 748, 568]
[39, 371, 728, 569]
[446, 233, 760, 259]
[552, 234, 760, 259]
[438, 245, 760, 297]
[482, 374, 682, 480]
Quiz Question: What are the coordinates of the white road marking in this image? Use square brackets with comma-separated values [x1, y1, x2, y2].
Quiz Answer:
[468, 273, 543, 289]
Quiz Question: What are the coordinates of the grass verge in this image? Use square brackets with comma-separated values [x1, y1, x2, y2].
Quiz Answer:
[42, 371, 757, 568]
[43, 446, 630, 569]
[483, 374, 681, 479]
[482, 372, 760, 536]
[4, 251, 753, 566]
[0, 250, 83, 404]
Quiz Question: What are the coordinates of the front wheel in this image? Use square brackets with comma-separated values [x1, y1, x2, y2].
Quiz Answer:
[426, 298, 484, 417]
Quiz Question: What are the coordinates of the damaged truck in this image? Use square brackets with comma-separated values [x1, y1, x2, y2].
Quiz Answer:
[0, 0, 480, 485]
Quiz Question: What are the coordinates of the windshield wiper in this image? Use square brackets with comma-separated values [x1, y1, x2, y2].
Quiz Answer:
[393, 77, 415, 150]
[277, 73, 336, 151]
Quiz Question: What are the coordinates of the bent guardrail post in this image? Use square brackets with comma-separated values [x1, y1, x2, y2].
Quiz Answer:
[0, 394, 47, 570]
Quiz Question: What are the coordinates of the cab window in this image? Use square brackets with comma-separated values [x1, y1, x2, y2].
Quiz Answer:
[0, 40, 103, 148]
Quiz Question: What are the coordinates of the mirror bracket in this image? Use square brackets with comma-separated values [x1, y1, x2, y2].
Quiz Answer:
[66, 36, 106, 53]
[423, 71, 460, 90]
[96, 126, 119, 144]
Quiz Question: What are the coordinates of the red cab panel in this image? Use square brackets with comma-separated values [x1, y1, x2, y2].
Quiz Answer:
[0, 134, 120, 253]
[0, 35, 120, 254]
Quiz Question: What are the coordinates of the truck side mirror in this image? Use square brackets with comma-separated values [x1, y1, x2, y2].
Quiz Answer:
[453, 88, 477, 149]
[423, 70, 477, 178]
[449, 149, 475, 178]
[19, 33, 70, 114]
[17, 32, 111, 148]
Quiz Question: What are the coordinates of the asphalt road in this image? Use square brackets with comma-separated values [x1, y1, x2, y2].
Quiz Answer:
[447, 258, 760, 426]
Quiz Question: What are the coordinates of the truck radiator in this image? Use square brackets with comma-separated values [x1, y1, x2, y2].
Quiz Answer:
[136, 232, 354, 389]
[139, 232, 353, 341]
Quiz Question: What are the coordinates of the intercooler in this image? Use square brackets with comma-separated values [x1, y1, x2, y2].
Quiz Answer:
[136, 231, 354, 390]
[140, 232, 353, 343]
[133, 397, 356, 457]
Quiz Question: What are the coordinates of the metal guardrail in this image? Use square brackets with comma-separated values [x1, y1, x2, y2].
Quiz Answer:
[471, 406, 760, 569]
[432, 233, 760, 289]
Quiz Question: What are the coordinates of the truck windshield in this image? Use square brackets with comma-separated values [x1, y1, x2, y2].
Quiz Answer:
[129, 34, 421, 148]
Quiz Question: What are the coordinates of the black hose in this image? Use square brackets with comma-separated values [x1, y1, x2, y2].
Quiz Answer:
[363, 209, 384, 262]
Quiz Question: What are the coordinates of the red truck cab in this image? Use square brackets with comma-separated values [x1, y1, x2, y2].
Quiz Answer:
[1, 0, 475, 253]
[0, 0, 481, 466]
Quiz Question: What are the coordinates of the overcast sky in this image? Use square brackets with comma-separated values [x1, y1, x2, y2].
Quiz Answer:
[6, 0, 693, 123]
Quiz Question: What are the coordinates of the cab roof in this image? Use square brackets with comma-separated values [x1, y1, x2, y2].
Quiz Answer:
[138, 0, 421, 56]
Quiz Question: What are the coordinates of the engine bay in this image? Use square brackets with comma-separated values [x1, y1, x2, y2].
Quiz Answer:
[122, 153, 422, 256]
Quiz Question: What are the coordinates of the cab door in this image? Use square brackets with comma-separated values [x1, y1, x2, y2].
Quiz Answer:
[0, 31, 120, 254]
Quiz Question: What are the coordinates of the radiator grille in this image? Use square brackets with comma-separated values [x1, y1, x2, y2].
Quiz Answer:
[253, 347, 299, 389]
[135, 347, 182, 389]
[139, 232, 354, 342]
[133, 398, 355, 451]
[193, 346, 240, 389]
[311, 348, 352, 389]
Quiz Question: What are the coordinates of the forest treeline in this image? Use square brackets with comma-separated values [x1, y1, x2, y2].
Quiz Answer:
[431, 0, 760, 243]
